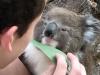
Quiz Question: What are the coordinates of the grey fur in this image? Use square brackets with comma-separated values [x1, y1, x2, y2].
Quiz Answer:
[21, 7, 100, 75]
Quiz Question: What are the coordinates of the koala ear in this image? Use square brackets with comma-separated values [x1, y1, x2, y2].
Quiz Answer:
[0, 26, 18, 52]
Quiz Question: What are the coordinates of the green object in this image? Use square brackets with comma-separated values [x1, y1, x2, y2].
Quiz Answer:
[31, 40, 71, 72]
[31, 40, 67, 63]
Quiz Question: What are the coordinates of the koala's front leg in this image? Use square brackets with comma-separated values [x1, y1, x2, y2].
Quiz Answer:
[22, 43, 52, 75]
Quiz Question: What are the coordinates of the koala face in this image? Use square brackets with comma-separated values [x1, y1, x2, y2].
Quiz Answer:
[33, 7, 84, 53]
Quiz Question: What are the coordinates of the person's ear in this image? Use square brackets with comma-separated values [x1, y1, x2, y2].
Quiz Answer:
[0, 26, 18, 52]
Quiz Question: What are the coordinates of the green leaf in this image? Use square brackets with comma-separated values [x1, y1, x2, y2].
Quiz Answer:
[31, 40, 72, 72]
[31, 40, 67, 63]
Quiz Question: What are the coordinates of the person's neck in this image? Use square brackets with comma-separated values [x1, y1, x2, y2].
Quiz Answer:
[0, 58, 30, 75]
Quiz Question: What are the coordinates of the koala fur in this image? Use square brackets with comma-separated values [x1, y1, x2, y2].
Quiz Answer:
[20, 7, 100, 75]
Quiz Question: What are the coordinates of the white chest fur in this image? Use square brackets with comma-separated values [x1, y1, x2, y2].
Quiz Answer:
[24, 43, 52, 75]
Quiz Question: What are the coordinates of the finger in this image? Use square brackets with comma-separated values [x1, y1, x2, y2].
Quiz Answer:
[53, 54, 67, 75]
[41, 64, 55, 75]
[67, 53, 81, 75]
[80, 64, 87, 75]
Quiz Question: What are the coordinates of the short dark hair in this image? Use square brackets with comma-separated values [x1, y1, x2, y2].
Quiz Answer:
[0, 0, 46, 37]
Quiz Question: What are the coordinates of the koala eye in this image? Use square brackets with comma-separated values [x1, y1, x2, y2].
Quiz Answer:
[61, 28, 67, 31]
[47, 0, 54, 3]
[43, 22, 47, 27]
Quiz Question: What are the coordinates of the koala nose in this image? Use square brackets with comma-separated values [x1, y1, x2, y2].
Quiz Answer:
[44, 22, 57, 37]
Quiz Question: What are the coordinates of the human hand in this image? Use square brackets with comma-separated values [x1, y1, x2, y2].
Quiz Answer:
[42, 53, 86, 75]
[67, 53, 86, 75]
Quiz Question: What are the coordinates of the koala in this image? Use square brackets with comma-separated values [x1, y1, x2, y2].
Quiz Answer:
[20, 7, 100, 75]
[34, 7, 84, 53]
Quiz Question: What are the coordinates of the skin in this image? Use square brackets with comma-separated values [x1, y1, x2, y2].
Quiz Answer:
[0, 15, 42, 69]
[0, 58, 30, 75]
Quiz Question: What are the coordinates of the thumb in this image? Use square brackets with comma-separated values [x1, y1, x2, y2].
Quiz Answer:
[67, 53, 81, 75]
[53, 54, 67, 75]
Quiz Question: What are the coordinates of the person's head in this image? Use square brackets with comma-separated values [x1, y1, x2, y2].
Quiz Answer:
[0, 0, 46, 68]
